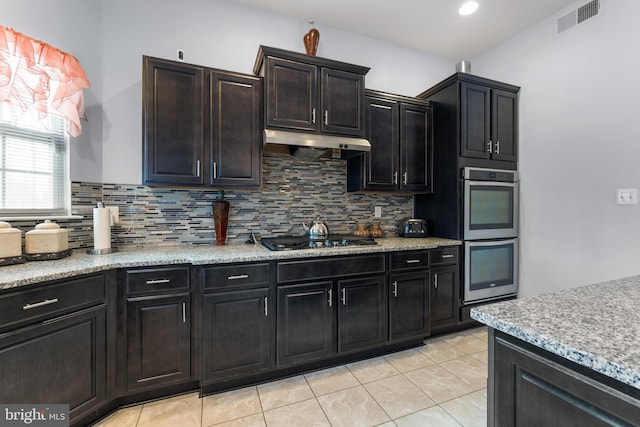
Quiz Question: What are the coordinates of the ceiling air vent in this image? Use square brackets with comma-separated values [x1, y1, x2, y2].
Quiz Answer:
[556, 0, 601, 35]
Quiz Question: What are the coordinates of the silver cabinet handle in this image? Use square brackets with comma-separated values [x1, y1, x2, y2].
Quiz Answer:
[441, 254, 454, 259]
[434, 274, 438, 290]
[264, 296, 268, 317]
[324, 110, 328, 126]
[312, 108, 316, 124]
[403, 172, 408, 185]
[406, 259, 421, 264]
[23, 298, 59, 310]
[487, 140, 493, 153]
[196, 160, 201, 178]
[393, 171, 398, 185]
[213, 161, 217, 179]
[341, 288, 346, 306]
[328, 289, 332, 307]
[146, 279, 170, 285]
[182, 302, 186, 323]
[392, 281, 398, 298]
[495, 141, 500, 154]
[227, 274, 249, 280]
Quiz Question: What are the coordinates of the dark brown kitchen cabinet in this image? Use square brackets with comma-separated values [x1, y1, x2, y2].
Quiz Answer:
[209, 70, 262, 186]
[143, 56, 205, 185]
[417, 72, 519, 169]
[490, 330, 640, 426]
[200, 262, 272, 384]
[337, 276, 387, 354]
[388, 251, 431, 342]
[0, 273, 114, 426]
[276, 281, 335, 366]
[254, 45, 369, 137]
[142, 56, 262, 187]
[461, 82, 517, 162]
[125, 266, 191, 393]
[430, 246, 460, 333]
[347, 90, 432, 193]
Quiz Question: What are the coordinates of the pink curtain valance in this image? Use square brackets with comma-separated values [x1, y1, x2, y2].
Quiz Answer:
[0, 25, 90, 137]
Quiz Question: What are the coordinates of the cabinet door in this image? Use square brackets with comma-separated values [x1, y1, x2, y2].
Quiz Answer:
[400, 103, 432, 192]
[210, 71, 262, 187]
[361, 96, 399, 191]
[337, 276, 386, 354]
[265, 57, 317, 131]
[0, 306, 106, 419]
[202, 288, 271, 383]
[126, 294, 190, 392]
[321, 68, 365, 136]
[430, 265, 459, 331]
[491, 89, 518, 162]
[389, 270, 430, 342]
[143, 56, 205, 185]
[460, 82, 491, 159]
[276, 282, 334, 366]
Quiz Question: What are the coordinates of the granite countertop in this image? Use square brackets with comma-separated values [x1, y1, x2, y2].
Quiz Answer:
[471, 275, 640, 390]
[0, 236, 460, 291]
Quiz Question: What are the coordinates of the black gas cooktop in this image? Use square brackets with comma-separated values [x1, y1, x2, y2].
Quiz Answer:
[261, 235, 377, 251]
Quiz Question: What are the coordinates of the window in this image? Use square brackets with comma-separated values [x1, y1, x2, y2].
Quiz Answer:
[0, 107, 69, 217]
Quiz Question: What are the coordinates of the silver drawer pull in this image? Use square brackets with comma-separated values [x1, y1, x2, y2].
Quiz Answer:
[146, 279, 171, 285]
[227, 274, 249, 280]
[441, 254, 454, 259]
[406, 259, 421, 264]
[23, 298, 59, 310]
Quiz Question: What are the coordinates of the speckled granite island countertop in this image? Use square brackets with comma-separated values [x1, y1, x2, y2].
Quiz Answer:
[0, 236, 460, 291]
[471, 275, 640, 390]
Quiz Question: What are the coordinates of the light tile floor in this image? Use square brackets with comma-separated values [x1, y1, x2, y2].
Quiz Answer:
[94, 327, 488, 427]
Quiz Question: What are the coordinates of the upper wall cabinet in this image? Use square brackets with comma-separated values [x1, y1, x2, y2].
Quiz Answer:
[418, 73, 519, 168]
[142, 56, 262, 187]
[253, 46, 369, 138]
[347, 90, 433, 193]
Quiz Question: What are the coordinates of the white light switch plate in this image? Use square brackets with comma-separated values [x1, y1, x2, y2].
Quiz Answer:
[374, 206, 382, 218]
[616, 188, 638, 205]
[107, 206, 120, 224]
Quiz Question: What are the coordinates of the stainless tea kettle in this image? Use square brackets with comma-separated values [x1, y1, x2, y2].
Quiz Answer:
[302, 215, 329, 238]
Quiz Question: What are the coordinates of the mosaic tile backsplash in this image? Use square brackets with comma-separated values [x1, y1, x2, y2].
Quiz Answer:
[10, 154, 414, 250]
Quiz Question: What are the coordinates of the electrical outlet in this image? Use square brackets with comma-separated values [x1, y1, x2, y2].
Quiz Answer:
[107, 206, 120, 224]
[616, 188, 638, 205]
[374, 206, 382, 218]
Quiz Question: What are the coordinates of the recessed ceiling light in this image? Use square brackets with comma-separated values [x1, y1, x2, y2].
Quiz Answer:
[459, 1, 479, 16]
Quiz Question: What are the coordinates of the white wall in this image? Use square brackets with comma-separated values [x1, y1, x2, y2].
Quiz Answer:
[472, 0, 640, 296]
[0, 0, 103, 182]
[100, 0, 454, 184]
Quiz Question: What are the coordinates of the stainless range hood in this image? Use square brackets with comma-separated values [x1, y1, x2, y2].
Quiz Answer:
[263, 129, 370, 159]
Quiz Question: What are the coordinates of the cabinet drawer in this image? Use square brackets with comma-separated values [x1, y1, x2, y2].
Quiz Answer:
[0, 274, 105, 330]
[203, 263, 270, 290]
[431, 247, 459, 266]
[389, 251, 429, 271]
[126, 266, 190, 295]
[277, 255, 385, 283]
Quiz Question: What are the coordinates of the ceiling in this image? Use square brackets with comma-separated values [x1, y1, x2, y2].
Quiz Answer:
[232, 0, 578, 60]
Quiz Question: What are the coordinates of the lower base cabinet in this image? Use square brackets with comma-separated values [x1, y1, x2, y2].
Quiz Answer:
[276, 281, 335, 366]
[388, 270, 430, 342]
[430, 265, 459, 331]
[0, 306, 107, 418]
[202, 288, 271, 383]
[126, 294, 191, 392]
[491, 330, 640, 426]
[337, 276, 386, 353]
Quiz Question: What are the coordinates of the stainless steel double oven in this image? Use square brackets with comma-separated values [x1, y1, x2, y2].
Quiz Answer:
[463, 167, 519, 303]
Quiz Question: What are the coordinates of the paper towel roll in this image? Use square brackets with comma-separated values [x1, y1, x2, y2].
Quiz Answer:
[93, 207, 111, 250]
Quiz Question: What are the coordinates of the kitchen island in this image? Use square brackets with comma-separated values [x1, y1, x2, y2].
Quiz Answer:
[471, 275, 640, 426]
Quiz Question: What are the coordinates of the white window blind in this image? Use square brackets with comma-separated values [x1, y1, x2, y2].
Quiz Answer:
[0, 107, 68, 216]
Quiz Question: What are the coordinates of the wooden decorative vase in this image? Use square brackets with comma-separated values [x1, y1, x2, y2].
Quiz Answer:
[213, 191, 230, 245]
